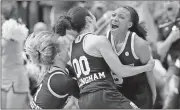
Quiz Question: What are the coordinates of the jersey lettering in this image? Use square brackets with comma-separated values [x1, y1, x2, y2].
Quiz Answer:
[79, 56, 90, 76]
[30, 99, 42, 109]
[79, 72, 106, 87]
[72, 56, 106, 87]
[72, 59, 82, 78]
[72, 56, 90, 78]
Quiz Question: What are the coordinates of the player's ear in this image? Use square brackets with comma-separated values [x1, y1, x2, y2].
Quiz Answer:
[128, 22, 133, 28]
[85, 16, 92, 24]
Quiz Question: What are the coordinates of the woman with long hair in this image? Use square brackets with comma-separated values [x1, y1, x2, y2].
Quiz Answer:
[56, 6, 155, 109]
[107, 6, 156, 108]
[24, 31, 79, 109]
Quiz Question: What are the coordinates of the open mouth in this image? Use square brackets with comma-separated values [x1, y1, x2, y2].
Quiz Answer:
[111, 24, 119, 29]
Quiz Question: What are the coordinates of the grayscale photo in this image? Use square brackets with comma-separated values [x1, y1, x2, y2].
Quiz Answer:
[1, 0, 180, 109]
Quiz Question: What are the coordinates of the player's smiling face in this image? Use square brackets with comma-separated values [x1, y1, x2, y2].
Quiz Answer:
[110, 7, 132, 32]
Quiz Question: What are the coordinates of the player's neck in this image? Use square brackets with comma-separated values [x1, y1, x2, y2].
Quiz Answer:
[112, 30, 128, 44]
[79, 27, 93, 36]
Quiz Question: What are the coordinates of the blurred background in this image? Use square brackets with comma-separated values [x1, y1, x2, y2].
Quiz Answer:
[1, 0, 180, 109]
[1, 1, 171, 41]
[2, 1, 179, 42]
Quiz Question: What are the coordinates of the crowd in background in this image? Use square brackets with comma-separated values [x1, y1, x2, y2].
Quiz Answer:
[1, 1, 180, 109]
[2, 1, 178, 41]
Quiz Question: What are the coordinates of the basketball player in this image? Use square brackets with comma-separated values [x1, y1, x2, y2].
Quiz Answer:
[107, 6, 156, 109]
[24, 31, 79, 109]
[57, 6, 155, 109]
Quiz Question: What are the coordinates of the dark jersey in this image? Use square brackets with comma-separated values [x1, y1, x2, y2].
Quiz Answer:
[108, 31, 152, 108]
[71, 33, 117, 94]
[30, 66, 79, 109]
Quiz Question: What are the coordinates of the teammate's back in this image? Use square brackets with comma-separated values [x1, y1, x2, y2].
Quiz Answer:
[55, 6, 154, 109]
[71, 33, 117, 94]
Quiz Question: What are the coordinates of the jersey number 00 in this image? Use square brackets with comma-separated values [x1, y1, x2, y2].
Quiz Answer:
[72, 56, 90, 78]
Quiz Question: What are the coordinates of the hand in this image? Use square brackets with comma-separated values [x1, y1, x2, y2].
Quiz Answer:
[103, 11, 113, 19]
[146, 58, 155, 72]
[169, 26, 180, 43]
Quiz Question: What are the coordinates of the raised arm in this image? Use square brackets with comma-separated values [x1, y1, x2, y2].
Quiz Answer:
[156, 26, 180, 61]
[95, 35, 155, 78]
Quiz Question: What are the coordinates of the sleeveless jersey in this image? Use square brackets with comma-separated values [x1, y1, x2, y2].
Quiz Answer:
[71, 33, 117, 94]
[30, 66, 79, 109]
[107, 31, 151, 96]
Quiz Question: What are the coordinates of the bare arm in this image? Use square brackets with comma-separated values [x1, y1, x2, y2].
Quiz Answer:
[163, 75, 180, 109]
[156, 36, 173, 61]
[135, 36, 156, 104]
[146, 70, 157, 105]
[67, 43, 73, 66]
[95, 35, 154, 78]
[156, 27, 180, 61]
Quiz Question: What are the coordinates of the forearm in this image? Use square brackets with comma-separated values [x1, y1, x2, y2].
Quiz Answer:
[146, 71, 156, 96]
[156, 35, 173, 60]
[96, 15, 106, 27]
[95, 19, 110, 35]
[163, 74, 180, 108]
[102, 51, 149, 78]
[98, 36, 151, 78]
[63, 96, 74, 109]
[115, 65, 148, 78]
[163, 91, 179, 109]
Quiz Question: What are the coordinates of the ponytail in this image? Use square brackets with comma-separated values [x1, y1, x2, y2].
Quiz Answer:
[54, 7, 91, 35]
[54, 15, 72, 36]
[122, 6, 147, 40]
[129, 23, 147, 40]
[24, 31, 57, 65]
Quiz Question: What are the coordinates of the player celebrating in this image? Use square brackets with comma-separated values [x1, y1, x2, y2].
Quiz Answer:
[107, 6, 156, 108]
[57, 6, 155, 109]
[24, 31, 79, 109]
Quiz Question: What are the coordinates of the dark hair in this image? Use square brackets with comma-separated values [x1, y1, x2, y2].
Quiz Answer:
[54, 6, 90, 36]
[122, 6, 147, 40]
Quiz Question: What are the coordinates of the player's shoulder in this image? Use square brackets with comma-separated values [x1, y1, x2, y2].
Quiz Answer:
[88, 34, 105, 39]
[48, 66, 68, 85]
[86, 34, 108, 45]
[133, 33, 149, 48]
[49, 66, 67, 75]
[95, 34, 109, 43]
[133, 33, 150, 58]
[48, 68, 70, 97]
